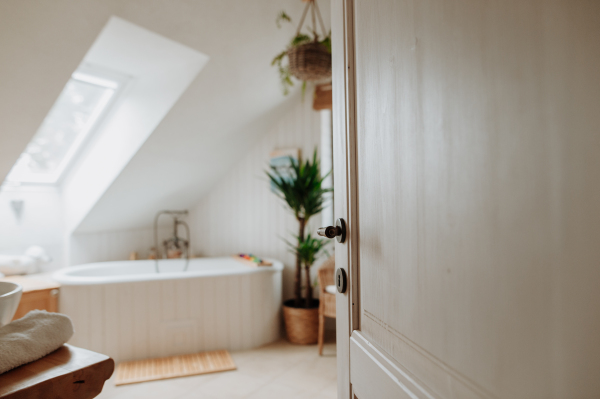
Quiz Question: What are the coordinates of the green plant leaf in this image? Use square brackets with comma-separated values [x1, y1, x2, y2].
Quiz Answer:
[290, 33, 312, 47]
[271, 50, 287, 67]
[320, 36, 332, 53]
[301, 81, 307, 101]
[285, 233, 331, 269]
[291, 233, 331, 268]
[276, 11, 292, 29]
[265, 148, 333, 223]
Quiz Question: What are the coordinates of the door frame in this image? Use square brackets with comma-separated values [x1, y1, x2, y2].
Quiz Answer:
[332, 0, 359, 397]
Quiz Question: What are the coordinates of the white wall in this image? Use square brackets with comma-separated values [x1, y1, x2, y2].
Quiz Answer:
[69, 227, 173, 266]
[190, 95, 332, 301]
[0, 186, 64, 271]
[0, 187, 167, 269]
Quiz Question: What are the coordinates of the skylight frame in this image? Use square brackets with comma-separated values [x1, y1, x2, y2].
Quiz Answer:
[4, 66, 127, 185]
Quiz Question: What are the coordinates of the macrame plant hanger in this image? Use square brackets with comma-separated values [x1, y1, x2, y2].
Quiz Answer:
[295, 0, 328, 42]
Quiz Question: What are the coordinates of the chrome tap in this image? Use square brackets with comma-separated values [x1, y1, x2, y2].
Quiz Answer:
[153, 210, 190, 273]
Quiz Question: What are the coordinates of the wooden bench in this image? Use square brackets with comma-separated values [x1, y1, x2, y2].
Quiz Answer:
[0, 345, 114, 399]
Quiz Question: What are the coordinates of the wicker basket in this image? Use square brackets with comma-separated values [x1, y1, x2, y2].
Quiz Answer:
[283, 299, 320, 345]
[287, 42, 331, 82]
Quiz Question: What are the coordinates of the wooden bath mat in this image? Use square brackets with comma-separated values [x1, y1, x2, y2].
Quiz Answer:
[114, 350, 236, 386]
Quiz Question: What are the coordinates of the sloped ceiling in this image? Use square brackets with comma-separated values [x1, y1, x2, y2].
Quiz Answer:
[0, 0, 330, 232]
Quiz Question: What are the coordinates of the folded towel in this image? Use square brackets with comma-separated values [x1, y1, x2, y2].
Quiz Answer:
[0, 310, 74, 374]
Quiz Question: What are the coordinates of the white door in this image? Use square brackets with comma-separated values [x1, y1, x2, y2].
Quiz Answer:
[331, 1, 600, 398]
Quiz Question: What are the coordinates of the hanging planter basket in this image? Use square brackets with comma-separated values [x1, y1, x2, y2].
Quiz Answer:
[287, 41, 331, 81]
[272, 0, 331, 94]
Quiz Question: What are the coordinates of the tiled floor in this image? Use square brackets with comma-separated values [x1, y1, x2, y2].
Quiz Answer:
[97, 335, 337, 399]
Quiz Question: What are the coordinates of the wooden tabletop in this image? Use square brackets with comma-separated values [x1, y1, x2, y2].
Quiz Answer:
[0, 344, 114, 399]
[0, 276, 60, 293]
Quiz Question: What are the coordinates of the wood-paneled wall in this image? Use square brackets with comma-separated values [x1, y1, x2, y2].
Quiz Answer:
[69, 227, 171, 266]
[190, 97, 329, 301]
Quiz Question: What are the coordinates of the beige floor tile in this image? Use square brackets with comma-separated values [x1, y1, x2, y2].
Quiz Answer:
[244, 381, 308, 399]
[97, 337, 337, 399]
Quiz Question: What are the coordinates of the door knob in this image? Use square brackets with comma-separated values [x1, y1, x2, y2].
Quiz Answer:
[317, 218, 346, 243]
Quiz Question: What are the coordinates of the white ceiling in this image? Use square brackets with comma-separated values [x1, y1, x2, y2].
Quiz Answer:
[0, 0, 330, 232]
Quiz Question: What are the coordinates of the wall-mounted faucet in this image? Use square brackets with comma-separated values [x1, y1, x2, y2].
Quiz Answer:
[153, 210, 190, 273]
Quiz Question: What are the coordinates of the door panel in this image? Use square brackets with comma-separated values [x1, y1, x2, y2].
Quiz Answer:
[338, 1, 600, 398]
[350, 332, 427, 399]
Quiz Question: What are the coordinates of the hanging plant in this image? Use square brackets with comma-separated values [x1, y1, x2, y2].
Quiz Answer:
[272, 1, 331, 95]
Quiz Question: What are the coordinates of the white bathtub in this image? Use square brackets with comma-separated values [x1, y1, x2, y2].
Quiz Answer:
[53, 257, 283, 362]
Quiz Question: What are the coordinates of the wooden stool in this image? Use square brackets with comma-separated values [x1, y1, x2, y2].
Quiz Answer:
[0, 344, 114, 399]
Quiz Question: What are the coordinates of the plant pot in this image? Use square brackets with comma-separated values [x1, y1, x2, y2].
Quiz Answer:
[282, 299, 320, 345]
[287, 42, 331, 81]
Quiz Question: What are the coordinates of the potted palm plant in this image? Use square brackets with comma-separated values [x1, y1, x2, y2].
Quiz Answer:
[266, 149, 332, 344]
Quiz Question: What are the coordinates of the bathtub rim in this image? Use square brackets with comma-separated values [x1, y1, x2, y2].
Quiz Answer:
[53, 257, 283, 286]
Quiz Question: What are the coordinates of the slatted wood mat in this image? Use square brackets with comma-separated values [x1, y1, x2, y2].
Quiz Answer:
[114, 350, 236, 385]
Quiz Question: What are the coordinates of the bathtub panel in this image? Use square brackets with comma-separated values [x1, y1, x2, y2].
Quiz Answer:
[248, 274, 257, 348]
[228, 275, 241, 351]
[88, 284, 104, 355]
[271, 272, 283, 340]
[227, 275, 237, 351]
[103, 284, 120, 360]
[132, 281, 148, 360]
[214, 276, 228, 351]
[202, 277, 216, 352]
[118, 283, 135, 361]
[189, 276, 204, 351]
[159, 279, 175, 358]
[146, 281, 167, 357]
[253, 273, 263, 348]
[241, 274, 253, 349]
[160, 279, 176, 322]
[254, 279, 269, 346]
[57, 257, 283, 362]
[175, 279, 189, 321]
[70, 285, 90, 350]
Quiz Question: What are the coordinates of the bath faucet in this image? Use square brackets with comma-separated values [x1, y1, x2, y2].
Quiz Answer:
[153, 210, 190, 273]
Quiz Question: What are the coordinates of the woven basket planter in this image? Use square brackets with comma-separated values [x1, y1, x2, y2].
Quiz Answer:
[287, 42, 331, 82]
[283, 299, 320, 345]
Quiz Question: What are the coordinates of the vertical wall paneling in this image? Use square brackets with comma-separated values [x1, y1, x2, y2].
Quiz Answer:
[69, 226, 172, 266]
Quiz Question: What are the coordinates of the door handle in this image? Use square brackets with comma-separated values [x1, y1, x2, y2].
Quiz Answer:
[317, 218, 346, 243]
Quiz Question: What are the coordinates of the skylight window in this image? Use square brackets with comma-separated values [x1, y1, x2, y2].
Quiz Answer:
[5, 70, 121, 184]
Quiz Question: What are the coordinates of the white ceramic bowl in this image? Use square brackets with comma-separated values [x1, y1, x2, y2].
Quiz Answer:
[0, 282, 22, 327]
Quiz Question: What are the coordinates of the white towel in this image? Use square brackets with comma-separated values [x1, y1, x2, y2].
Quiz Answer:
[0, 310, 74, 374]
